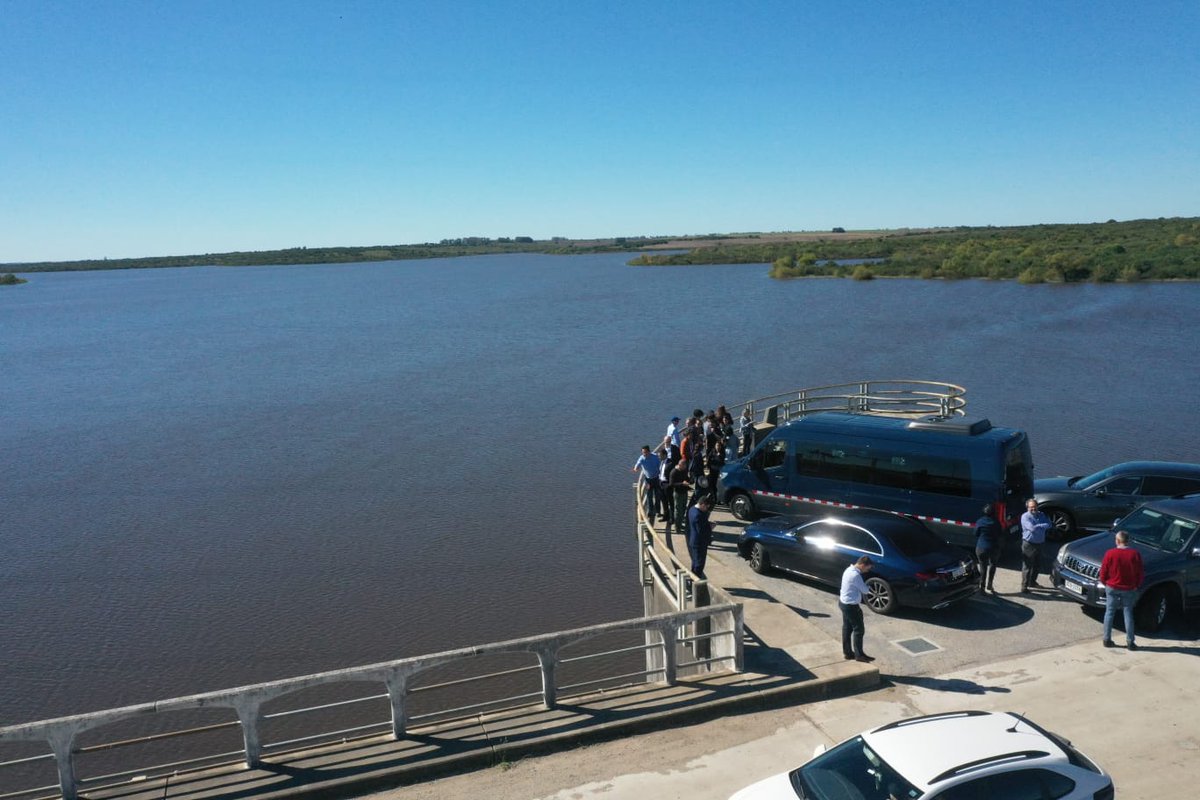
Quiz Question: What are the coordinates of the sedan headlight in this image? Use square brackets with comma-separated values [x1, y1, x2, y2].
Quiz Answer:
[1056, 547, 1067, 565]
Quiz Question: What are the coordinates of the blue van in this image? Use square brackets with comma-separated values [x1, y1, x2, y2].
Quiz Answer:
[716, 412, 1034, 544]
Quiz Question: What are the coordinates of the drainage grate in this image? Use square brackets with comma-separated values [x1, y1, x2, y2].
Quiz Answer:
[893, 637, 942, 655]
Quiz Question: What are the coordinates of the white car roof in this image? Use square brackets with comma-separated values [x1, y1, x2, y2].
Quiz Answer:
[862, 711, 1068, 791]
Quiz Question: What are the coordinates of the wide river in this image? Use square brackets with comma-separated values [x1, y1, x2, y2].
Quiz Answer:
[3, 254, 1199, 724]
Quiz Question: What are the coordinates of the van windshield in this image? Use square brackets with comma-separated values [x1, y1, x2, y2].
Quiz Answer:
[1004, 436, 1034, 495]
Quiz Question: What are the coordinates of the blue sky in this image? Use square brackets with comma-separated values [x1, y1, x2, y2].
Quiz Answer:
[3, 0, 1197, 263]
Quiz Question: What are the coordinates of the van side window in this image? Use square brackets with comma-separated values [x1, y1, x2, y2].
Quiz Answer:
[796, 442, 971, 497]
[762, 440, 788, 470]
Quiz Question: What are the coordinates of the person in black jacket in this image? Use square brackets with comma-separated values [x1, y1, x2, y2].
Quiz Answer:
[973, 504, 1001, 594]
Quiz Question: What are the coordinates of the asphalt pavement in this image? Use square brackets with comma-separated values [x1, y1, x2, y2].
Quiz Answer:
[708, 510, 1200, 677]
[375, 509, 1200, 800]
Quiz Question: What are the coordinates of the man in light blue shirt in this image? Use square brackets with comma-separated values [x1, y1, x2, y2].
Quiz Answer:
[631, 445, 663, 525]
[839, 556, 875, 663]
[1020, 498, 1051, 593]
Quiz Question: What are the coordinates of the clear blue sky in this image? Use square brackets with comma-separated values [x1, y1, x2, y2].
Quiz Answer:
[3, 0, 1197, 262]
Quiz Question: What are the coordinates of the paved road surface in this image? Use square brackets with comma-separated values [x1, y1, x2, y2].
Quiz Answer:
[366, 511, 1200, 799]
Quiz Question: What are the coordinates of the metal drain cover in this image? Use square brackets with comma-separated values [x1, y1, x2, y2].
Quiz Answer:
[894, 637, 942, 655]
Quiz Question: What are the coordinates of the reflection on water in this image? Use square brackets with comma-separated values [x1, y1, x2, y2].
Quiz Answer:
[2, 256, 1198, 725]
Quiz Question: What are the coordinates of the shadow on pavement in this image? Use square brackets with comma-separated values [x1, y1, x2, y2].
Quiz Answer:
[884, 675, 1013, 695]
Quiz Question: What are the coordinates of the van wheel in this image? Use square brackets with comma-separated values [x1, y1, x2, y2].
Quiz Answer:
[730, 493, 757, 522]
[1136, 586, 1172, 633]
[865, 577, 897, 615]
[1045, 508, 1074, 540]
[749, 543, 772, 574]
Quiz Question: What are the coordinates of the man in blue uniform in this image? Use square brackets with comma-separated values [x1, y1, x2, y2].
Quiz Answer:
[686, 495, 714, 579]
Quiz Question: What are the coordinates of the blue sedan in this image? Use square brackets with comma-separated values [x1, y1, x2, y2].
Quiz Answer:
[736, 508, 979, 613]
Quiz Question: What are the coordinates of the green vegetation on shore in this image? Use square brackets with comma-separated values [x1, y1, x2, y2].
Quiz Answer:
[6, 218, 1198, 283]
[0, 273, 28, 286]
[631, 218, 1200, 283]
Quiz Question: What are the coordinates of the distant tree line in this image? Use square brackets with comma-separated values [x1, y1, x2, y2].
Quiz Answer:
[630, 218, 1200, 283]
[3, 235, 674, 273]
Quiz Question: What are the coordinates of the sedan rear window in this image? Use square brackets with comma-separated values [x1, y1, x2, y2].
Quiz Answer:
[885, 522, 949, 558]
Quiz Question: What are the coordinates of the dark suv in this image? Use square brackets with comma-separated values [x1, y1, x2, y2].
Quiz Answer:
[1051, 495, 1200, 632]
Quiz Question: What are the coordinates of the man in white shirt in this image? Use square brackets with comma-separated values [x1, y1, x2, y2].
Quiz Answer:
[839, 556, 876, 663]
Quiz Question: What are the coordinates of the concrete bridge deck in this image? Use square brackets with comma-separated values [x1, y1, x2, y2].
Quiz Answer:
[82, 510, 873, 800]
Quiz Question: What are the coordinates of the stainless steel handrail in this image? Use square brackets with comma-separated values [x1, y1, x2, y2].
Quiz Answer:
[735, 379, 967, 427]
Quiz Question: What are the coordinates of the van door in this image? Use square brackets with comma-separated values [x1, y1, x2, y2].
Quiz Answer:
[749, 437, 791, 514]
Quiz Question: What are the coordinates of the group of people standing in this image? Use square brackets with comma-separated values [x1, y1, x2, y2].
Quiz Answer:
[631, 406, 754, 579]
[973, 498, 1144, 648]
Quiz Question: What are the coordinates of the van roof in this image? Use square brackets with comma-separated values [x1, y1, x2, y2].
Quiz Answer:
[780, 411, 1024, 443]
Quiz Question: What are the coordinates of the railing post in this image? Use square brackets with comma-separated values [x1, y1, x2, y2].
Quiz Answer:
[537, 648, 558, 710]
[387, 671, 410, 738]
[234, 702, 264, 768]
[732, 605, 745, 672]
[658, 623, 678, 685]
[46, 730, 77, 800]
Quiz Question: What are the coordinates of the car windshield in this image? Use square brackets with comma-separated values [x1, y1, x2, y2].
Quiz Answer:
[884, 522, 947, 558]
[791, 736, 921, 800]
[1121, 507, 1200, 553]
[1075, 466, 1118, 490]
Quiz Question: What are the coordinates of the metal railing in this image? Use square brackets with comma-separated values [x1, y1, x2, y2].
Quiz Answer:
[737, 379, 966, 428]
[0, 501, 743, 800]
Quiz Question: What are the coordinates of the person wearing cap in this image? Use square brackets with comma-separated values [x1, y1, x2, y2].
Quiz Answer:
[839, 556, 876, 663]
[686, 495, 715, 579]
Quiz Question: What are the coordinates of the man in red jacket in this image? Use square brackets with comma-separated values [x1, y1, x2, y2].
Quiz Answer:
[1099, 530, 1145, 650]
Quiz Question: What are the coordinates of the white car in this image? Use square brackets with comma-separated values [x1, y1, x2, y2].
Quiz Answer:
[730, 710, 1112, 800]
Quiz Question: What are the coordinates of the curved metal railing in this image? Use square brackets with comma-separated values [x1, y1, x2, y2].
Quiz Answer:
[737, 379, 966, 428]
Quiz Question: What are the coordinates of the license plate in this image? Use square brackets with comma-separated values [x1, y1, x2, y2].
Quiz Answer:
[1065, 580, 1083, 595]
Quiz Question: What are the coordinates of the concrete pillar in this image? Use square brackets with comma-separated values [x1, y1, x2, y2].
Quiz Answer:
[659, 624, 678, 686]
[234, 703, 264, 768]
[47, 731, 77, 800]
[537, 649, 557, 710]
[387, 672, 410, 738]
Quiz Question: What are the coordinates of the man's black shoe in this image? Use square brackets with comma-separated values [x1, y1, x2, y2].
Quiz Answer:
[1128, 642, 1139, 651]
[1102, 639, 1115, 648]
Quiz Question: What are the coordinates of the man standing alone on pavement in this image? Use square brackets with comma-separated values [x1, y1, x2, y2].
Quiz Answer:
[839, 556, 876, 663]
[1020, 499, 1051, 593]
[1099, 530, 1145, 650]
[686, 495, 714, 579]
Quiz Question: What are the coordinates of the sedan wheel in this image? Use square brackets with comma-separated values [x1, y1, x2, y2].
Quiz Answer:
[749, 542, 771, 574]
[865, 577, 897, 615]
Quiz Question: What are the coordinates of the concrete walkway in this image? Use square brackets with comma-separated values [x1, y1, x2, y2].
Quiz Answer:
[88, 513, 875, 800]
